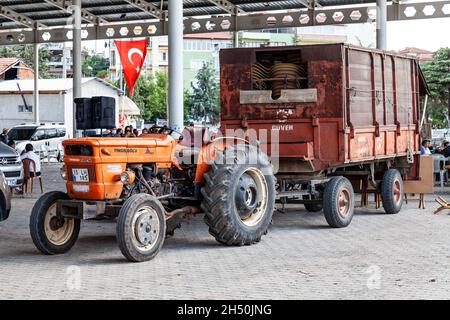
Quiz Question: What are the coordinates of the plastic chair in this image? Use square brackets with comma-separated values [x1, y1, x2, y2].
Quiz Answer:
[432, 154, 447, 191]
[22, 158, 43, 194]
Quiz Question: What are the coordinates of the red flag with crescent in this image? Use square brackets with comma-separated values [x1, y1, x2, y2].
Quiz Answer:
[115, 39, 147, 96]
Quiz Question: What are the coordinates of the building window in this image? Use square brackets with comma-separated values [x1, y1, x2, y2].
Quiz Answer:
[162, 52, 167, 61]
[190, 60, 206, 70]
[18, 105, 33, 113]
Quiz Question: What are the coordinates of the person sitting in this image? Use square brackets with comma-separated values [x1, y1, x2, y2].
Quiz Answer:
[21, 144, 41, 178]
[436, 141, 450, 157]
[7, 139, 15, 150]
[420, 139, 432, 155]
[115, 128, 124, 137]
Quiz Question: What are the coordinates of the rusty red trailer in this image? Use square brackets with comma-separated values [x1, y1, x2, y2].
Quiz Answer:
[219, 43, 428, 226]
[220, 43, 426, 174]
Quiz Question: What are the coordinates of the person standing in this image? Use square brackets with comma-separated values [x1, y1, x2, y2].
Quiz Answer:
[0, 128, 9, 145]
[420, 140, 432, 155]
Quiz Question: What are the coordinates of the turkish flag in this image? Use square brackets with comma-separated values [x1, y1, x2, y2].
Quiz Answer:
[115, 39, 147, 96]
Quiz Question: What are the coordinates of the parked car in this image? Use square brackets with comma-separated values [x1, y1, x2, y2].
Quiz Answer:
[0, 171, 12, 222]
[0, 143, 24, 188]
[7, 123, 68, 161]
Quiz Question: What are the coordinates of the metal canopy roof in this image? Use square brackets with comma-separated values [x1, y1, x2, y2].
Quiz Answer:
[0, 1, 376, 30]
[0, 0, 448, 45]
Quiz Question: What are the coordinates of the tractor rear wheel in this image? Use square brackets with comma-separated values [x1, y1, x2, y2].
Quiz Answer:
[381, 169, 403, 214]
[323, 177, 354, 228]
[201, 145, 275, 246]
[30, 191, 80, 255]
[117, 194, 166, 262]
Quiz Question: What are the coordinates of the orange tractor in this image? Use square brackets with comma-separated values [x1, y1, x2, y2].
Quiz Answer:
[29, 127, 275, 262]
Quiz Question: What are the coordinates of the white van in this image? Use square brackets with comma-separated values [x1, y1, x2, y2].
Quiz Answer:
[7, 123, 68, 161]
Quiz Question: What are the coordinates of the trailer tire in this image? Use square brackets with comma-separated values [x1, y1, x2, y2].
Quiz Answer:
[201, 145, 275, 246]
[381, 169, 403, 214]
[30, 191, 80, 255]
[323, 177, 354, 228]
[117, 194, 166, 262]
[304, 203, 323, 212]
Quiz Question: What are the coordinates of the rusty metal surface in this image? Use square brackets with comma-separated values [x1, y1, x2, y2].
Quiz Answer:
[220, 44, 423, 174]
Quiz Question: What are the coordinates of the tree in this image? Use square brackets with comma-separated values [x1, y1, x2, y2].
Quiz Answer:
[117, 71, 191, 123]
[188, 62, 220, 123]
[421, 48, 450, 128]
[82, 54, 110, 78]
[0, 45, 51, 78]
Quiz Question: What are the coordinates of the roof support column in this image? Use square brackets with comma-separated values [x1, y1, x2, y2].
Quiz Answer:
[376, 0, 387, 50]
[168, 0, 184, 131]
[72, 0, 82, 137]
[33, 42, 40, 124]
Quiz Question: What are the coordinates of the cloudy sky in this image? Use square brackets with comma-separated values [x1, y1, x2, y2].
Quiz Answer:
[387, 18, 450, 51]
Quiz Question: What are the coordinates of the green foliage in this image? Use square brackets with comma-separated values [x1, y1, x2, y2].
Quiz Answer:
[188, 62, 220, 123]
[82, 54, 110, 78]
[0, 45, 51, 78]
[421, 47, 450, 128]
[118, 71, 191, 123]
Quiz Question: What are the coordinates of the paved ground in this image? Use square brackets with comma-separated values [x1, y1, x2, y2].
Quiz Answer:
[1, 163, 450, 300]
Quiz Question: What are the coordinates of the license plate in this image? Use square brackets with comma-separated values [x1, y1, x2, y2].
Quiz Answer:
[72, 168, 89, 183]
[6, 180, 14, 186]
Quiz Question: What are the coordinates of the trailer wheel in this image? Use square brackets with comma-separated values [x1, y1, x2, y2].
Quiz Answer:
[117, 194, 166, 262]
[323, 177, 354, 228]
[30, 191, 80, 255]
[201, 145, 275, 246]
[304, 203, 323, 212]
[381, 169, 403, 214]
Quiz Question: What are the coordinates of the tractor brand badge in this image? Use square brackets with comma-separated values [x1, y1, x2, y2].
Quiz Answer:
[145, 148, 155, 155]
[114, 148, 138, 154]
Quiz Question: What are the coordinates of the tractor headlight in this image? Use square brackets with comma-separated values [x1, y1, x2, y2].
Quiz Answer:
[120, 171, 136, 185]
[60, 165, 67, 180]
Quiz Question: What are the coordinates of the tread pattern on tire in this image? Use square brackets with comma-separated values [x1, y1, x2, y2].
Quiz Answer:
[29, 191, 80, 255]
[381, 169, 403, 215]
[201, 144, 275, 246]
[323, 176, 354, 228]
[116, 194, 166, 262]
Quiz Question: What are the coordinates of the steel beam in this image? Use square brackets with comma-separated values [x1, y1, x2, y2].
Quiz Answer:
[205, 0, 245, 14]
[42, 0, 108, 24]
[168, 0, 184, 132]
[0, 6, 46, 28]
[123, 0, 163, 19]
[0, 1, 449, 45]
[376, 0, 387, 50]
[34, 43, 40, 124]
[72, 0, 82, 137]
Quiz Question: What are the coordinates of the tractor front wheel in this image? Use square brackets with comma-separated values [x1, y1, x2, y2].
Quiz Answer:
[117, 194, 166, 262]
[30, 191, 80, 255]
[201, 145, 275, 246]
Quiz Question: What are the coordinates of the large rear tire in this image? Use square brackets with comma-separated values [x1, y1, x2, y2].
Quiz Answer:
[30, 191, 80, 255]
[201, 145, 275, 246]
[323, 177, 354, 228]
[117, 194, 166, 262]
[381, 169, 403, 214]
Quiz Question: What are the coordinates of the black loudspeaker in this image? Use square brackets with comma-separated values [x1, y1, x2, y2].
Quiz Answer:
[92, 96, 116, 129]
[75, 98, 94, 130]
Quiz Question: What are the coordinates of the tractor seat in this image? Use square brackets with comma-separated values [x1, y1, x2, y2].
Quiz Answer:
[177, 127, 212, 165]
